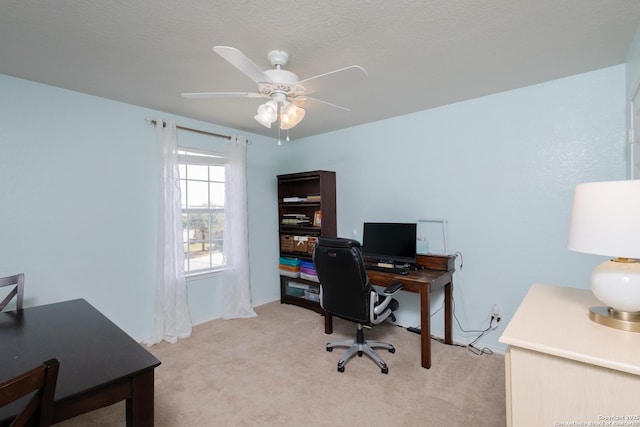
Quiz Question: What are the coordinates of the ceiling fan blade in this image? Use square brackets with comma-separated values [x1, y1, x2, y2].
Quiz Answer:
[181, 92, 266, 99]
[294, 96, 352, 112]
[297, 65, 367, 95]
[213, 46, 273, 84]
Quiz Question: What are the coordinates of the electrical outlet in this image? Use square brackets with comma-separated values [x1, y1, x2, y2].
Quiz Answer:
[491, 304, 501, 322]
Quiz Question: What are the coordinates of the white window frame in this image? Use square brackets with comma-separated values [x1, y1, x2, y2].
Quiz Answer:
[178, 148, 228, 278]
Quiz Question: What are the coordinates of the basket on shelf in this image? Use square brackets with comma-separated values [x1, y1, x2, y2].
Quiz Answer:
[294, 235, 309, 253]
[281, 234, 294, 252]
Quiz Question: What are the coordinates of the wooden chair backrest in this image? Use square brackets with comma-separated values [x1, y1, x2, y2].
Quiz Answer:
[0, 274, 24, 311]
[0, 358, 59, 427]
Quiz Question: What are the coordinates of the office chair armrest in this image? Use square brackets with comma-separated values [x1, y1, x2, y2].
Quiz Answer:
[372, 282, 403, 316]
[372, 291, 391, 315]
[383, 281, 403, 295]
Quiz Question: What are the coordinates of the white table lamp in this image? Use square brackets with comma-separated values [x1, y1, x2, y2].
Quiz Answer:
[567, 180, 640, 332]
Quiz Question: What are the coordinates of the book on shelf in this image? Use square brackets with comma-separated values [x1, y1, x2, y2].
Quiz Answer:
[281, 213, 311, 225]
[306, 194, 321, 202]
[286, 282, 309, 290]
[283, 196, 307, 202]
[282, 220, 312, 226]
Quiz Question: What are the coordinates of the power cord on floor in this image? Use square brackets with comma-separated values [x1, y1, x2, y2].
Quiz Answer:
[407, 251, 496, 356]
[465, 322, 495, 356]
[451, 286, 496, 356]
[421, 254, 496, 356]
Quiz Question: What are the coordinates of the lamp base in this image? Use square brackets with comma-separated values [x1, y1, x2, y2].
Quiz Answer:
[589, 306, 640, 332]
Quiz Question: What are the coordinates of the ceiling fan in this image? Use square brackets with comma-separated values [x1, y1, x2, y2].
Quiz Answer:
[182, 46, 367, 132]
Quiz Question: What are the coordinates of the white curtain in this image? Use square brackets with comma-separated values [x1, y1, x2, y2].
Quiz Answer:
[221, 136, 257, 319]
[145, 119, 192, 345]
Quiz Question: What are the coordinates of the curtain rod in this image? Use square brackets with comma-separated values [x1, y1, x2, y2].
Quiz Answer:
[146, 119, 231, 140]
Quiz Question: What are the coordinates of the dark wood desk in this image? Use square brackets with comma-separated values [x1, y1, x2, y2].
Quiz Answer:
[0, 299, 161, 426]
[324, 254, 455, 369]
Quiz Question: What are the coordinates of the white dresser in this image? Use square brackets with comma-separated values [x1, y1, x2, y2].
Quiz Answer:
[499, 283, 640, 427]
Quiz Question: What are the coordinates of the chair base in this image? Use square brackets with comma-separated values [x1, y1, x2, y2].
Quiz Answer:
[326, 324, 395, 374]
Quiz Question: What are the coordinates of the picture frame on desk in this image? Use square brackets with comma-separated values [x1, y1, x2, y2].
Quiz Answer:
[417, 218, 449, 255]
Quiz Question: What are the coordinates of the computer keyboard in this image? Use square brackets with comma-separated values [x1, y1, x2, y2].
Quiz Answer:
[365, 264, 409, 275]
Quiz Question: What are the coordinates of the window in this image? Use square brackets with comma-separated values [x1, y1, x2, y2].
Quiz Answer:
[178, 149, 227, 276]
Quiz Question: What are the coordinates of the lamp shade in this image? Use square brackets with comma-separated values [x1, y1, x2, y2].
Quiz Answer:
[567, 180, 640, 259]
[279, 103, 305, 130]
[568, 180, 640, 326]
[254, 101, 278, 128]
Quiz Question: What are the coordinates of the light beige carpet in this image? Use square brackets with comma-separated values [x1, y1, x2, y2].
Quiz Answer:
[58, 301, 506, 426]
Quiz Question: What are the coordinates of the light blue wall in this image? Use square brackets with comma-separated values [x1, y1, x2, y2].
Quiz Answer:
[277, 65, 627, 351]
[626, 22, 640, 179]
[626, 22, 640, 101]
[0, 61, 629, 352]
[0, 74, 280, 339]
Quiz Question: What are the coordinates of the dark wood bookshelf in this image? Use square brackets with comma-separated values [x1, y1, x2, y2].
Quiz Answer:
[277, 170, 336, 313]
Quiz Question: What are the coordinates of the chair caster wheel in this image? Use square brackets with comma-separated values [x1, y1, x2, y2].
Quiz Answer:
[338, 366, 345, 373]
[358, 351, 363, 357]
[326, 347, 333, 352]
[389, 348, 395, 354]
[381, 367, 389, 374]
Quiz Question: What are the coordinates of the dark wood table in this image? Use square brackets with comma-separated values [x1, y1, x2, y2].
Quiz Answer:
[0, 299, 161, 426]
[324, 254, 455, 369]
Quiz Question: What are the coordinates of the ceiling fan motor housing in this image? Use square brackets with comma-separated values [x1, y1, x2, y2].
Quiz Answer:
[261, 69, 305, 98]
[267, 50, 289, 67]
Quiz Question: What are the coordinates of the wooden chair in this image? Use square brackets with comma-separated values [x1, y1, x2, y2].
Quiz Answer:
[0, 274, 24, 311]
[0, 358, 59, 427]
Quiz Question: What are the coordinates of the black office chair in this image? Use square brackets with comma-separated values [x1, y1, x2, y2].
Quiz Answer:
[313, 237, 403, 374]
[0, 358, 59, 427]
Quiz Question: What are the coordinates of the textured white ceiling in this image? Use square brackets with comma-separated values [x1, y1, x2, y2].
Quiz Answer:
[1, 0, 639, 140]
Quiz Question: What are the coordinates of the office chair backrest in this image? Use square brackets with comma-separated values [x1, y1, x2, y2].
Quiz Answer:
[313, 237, 371, 324]
[0, 358, 59, 427]
[0, 273, 24, 311]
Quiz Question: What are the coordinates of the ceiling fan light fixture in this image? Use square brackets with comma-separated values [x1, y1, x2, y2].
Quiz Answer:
[254, 101, 278, 128]
[185, 47, 366, 135]
[280, 103, 305, 130]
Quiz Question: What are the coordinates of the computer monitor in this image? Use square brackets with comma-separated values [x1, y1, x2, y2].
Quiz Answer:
[361, 222, 417, 265]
